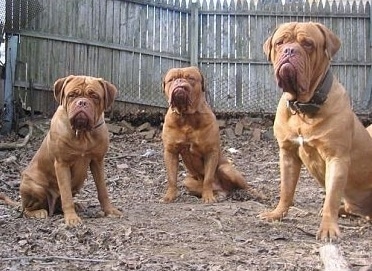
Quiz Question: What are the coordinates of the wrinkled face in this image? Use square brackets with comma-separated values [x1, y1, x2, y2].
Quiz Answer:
[263, 22, 340, 103]
[54, 76, 117, 131]
[163, 67, 204, 113]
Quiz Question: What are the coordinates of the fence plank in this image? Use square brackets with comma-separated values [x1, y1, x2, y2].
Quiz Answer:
[9, 0, 372, 115]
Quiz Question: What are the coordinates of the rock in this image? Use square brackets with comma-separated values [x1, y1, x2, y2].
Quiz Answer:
[240, 116, 253, 128]
[262, 127, 275, 141]
[252, 128, 261, 141]
[18, 126, 30, 138]
[117, 163, 129, 169]
[234, 121, 244, 136]
[140, 129, 156, 139]
[137, 122, 151, 132]
[217, 119, 226, 128]
[119, 120, 135, 133]
[250, 117, 264, 124]
[224, 128, 236, 139]
[359, 265, 372, 271]
[106, 123, 122, 134]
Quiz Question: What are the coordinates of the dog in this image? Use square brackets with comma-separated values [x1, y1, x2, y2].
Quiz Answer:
[161, 66, 261, 203]
[19, 75, 122, 226]
[260, 21, 372, 241]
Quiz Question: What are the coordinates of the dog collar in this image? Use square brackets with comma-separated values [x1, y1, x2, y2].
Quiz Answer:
[74, 119, 105, 137]
[93, 119, 105, 129]
[287, 69, 333, 115]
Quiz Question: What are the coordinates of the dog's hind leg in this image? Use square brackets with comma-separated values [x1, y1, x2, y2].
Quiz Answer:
[20, 177, 49, 219]
[217, 163, 265, 200]
[183, 175, 203, 197]
[46, 190, 60, 216]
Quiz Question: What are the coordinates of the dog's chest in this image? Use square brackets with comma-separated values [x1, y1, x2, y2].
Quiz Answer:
[171, 127, 205, 155]
[283, 130, 326, 181]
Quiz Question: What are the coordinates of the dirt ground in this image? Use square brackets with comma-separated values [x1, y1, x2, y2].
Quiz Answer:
[0, 116, 371, 271]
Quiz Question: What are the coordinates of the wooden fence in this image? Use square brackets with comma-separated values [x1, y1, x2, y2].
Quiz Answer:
[5, 0, 372, 115]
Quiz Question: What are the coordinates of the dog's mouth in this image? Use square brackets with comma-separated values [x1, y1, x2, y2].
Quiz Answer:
[69, 98, 96, 131]
[275, 57, 308, 99]
[277, 62, 297, 89]
[169, 87, 192, 111]
[70, 111, 94, 131]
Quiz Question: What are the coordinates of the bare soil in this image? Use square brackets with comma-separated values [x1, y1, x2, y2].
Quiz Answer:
[0, 117, 371, 271]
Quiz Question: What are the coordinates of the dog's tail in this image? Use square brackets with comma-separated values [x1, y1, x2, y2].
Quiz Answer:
[0, 193, 20, 208]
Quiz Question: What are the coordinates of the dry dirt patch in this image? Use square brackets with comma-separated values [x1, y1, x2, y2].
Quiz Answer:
[0, 117, 371, 271]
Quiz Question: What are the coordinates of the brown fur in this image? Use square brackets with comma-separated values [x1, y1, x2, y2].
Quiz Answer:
[161, 66, 262, 203]
[19, 75, 122, 226]
[260, 22, 372, 241]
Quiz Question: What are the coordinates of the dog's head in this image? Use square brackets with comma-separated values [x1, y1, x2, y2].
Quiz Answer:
[263, 22, 341, 103]
[53, 75, 117, 131]
[162, 66, 205, 114]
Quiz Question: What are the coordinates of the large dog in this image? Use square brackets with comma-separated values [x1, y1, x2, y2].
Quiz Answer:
[19, 75, 122, 226]
[260, 22, 372, 240]
[161, 66, 261, 203]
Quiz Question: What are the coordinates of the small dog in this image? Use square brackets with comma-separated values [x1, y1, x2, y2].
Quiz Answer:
[161, 66, 262, 203]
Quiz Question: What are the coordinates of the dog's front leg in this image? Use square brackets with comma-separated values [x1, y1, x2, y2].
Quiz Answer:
[201, 151, 219, 203]
[260, 147, 302, 220]
[55, 161, 81, 226]
[90, 159, 122, 217]
[317, 158, 349, 241]
[163, 149, 180, 202]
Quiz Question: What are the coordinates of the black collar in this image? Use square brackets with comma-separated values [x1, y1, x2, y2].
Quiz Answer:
[287, 69, 333, 116]
[93, 119, 105, 129]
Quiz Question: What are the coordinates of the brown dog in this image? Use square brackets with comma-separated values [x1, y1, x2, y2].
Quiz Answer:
[161, 66, 261, 203]
[260, 22, 372, 240]
[19, 75, 122, 226]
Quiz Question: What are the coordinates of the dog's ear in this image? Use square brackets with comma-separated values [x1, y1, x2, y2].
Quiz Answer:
[53, 75, 74, 105]
[100, 80, 118, 110]
[263, 25, 280, 62]
[263, 34, 274, 62]
[314, 22, 341, 59]
[191, 66, 205, 92]
[199, 69, 205, 92]
[161, 75, 166, 92]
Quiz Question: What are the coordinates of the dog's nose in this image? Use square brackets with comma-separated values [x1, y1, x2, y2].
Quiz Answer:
[284, 46, 295, 56]
[77, 100, 87, 107]
[173, 78, 186, 87]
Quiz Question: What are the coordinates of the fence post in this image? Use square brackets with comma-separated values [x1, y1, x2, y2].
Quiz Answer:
[190, 0, 199, 66]
[368, 5, 372, 108]
[1, 34, 18, 135]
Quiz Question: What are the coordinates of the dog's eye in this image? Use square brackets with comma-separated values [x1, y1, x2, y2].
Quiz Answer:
[187, 76, 196, 82]
[301, 40, 314, 50]
[67, 92, 78, 98]
[90, 93, 99, 100]
[166, 78, 175, 84]
[275, 40, 284, 47]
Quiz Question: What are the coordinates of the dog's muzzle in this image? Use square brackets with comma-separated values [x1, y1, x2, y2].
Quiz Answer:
[169, 87, 192, 109]
[69, 98, 95, 131]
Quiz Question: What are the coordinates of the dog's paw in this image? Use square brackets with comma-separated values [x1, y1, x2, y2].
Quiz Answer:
[316, 222, 341, 242]
[258, 210, 286, 222]
[104, 208, 123, 218]
[161, 189, 178, 203]
[24, 208, 48, 219]
[64, 213, 82, 227]
[202, 191, 217, 204]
